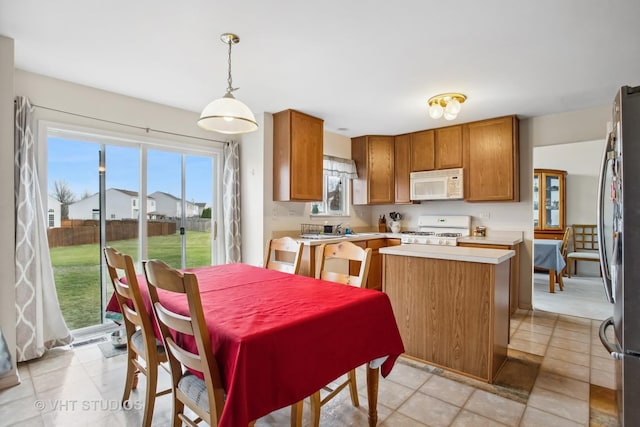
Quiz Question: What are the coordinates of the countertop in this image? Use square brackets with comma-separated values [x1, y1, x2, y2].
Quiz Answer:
[296, 233, 402, 246]
[458, 230, 523, 246]
[379, 244, 515, 264]
[295, 230, 523, 247]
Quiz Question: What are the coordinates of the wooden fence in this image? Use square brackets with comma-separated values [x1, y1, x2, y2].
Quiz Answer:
[48, 219, 177, 248]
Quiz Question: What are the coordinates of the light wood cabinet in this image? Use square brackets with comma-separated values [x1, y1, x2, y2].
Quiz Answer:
[273, 109, 323, 201]
[410, 130, 435, 171]
[352, 136, 395, 205]
[463, 116, 519, 202]
[394, 134, 412, 204]
[534, 169, 567, 239]
[435, 125, 463, 169]
[409, 125, 463, 172]
[458, 242, 520, 315]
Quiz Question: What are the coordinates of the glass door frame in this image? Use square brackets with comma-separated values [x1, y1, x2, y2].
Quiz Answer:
[38, 120, 225, 331]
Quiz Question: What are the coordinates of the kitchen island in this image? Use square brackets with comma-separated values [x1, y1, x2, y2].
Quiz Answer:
[380, 244, 514, 383]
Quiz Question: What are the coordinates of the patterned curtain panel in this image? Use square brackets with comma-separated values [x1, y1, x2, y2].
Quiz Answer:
[14, 96, 72, 361]
[223, 141, 242, 263]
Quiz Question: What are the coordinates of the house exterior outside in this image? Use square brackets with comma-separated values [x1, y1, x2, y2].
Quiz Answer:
[46, 196, 61, 228]
[149, 191, 202, 218]
[68, 188, 156, 220]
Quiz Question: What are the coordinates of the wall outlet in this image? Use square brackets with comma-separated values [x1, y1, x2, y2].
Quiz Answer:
[479, 211, 491, 219]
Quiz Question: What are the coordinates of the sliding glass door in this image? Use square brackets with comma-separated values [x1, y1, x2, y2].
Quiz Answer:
[147, 150, 215, 269]
[46, 127, 222, 332]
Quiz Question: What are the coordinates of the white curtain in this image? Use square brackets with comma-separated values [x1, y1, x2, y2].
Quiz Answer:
[323, 155, 357, 179]
[223, 141, 242, 263]
[14, 96, 72, 361]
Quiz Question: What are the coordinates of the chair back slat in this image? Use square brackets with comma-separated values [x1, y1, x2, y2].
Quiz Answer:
[264, 237, 303, 274]
[572, 224, 598, 251]
[315, 241, 372, 288]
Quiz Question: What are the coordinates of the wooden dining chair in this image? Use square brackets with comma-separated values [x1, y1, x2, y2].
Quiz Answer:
[264, 236, 303, 274]
[567, 224, 601, 277]
[103, 247, 170, 427]
[556, 227, 572, 290]
[310, 241, 372, 427]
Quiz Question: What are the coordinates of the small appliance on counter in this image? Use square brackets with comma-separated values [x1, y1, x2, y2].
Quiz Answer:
[473, 226, 487, 237]
[400, 215, 471, 246]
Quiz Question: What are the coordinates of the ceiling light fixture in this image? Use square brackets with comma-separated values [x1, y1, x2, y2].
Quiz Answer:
[427, 93, 467, 120]
[198, 33, 258, 134]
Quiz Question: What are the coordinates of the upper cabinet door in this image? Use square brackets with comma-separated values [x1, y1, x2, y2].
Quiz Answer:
[435, 125, 463, 169]
[394, 134, 412, 204]
[463, 116, 519, 202]
[410, 130, 435, 172]
[273, 109, 324, 201]
[352, 136, 395, 205]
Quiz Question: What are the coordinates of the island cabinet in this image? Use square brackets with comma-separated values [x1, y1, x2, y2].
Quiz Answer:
[463, 115, 519, 202]
[409, 125, 463, 172]
[273, 109, 324, 202]
[458, 242, 521, 315]
[383, 250, 511, 383]
[351, 135, 395, 205]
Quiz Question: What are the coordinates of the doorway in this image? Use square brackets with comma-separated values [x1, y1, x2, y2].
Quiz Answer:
[532, 140, 611, 320]
[45, 125, 223, 331]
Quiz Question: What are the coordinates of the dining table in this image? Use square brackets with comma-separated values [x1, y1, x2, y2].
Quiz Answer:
[533, 239, 566, 293]
[106, 262, 405, 427]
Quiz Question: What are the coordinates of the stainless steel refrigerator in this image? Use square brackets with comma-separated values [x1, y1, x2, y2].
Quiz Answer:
[598, 85, 640, 426]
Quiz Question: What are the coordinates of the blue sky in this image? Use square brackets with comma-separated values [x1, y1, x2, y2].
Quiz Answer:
[48, 137, 213, 205]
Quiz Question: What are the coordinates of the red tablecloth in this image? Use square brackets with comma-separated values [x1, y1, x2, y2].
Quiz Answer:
[107, 263, 404, 427]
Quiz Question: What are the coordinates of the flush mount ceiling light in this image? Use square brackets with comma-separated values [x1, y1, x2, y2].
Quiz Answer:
[427, 93, 467, 120]
[198, 33, 258, 134]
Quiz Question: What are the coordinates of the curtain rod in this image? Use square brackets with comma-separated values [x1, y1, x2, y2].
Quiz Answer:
[22, 100, 230, 144]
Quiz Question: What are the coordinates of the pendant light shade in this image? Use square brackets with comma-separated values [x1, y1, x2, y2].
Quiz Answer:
[198, 33, 258, 134]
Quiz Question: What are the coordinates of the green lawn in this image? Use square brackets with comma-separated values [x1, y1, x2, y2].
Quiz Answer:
[51, 231, 212, 330]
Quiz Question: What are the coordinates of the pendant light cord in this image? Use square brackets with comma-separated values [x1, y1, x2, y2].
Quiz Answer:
[226, 39, 235, 94]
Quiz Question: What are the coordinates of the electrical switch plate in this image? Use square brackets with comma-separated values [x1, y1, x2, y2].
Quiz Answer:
[479, 211, 490, 219]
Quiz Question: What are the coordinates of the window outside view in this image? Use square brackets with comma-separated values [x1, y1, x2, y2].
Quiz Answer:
[47, 135, 217, 331]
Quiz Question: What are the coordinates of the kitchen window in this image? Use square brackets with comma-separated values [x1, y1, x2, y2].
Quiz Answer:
[310, 155, 357, 217]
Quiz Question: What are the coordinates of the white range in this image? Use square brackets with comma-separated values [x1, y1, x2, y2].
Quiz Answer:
[400, 215, 471, 246]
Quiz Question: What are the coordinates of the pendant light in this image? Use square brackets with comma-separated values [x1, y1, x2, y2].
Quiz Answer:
[198, 33, 258, 134]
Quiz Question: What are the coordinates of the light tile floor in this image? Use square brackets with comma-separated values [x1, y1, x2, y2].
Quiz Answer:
[0, 309, 618, 426]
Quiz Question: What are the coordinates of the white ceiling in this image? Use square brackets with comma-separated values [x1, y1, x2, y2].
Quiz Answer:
[2, 0, 639, 137]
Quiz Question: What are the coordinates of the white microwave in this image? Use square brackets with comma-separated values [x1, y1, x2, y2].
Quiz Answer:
[410, 168, 464, 201]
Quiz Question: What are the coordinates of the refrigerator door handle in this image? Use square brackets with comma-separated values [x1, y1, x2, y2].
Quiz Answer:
[599, 317, 623, 359]
[597, 132, 614, 303]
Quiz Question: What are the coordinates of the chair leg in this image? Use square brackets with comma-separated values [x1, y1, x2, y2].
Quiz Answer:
[309, 391, 321, 427]
[557, 273, 564, 291]
[290, 400, 303, 427]
[347, 369, 359, 407]
[122, 354, 137, 403]
[142, 364, 158, 427]
[567, 259, 572, 278]
[172, 400, 184, 427]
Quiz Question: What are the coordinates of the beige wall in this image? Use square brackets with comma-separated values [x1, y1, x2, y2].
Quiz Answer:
[0, 36, 18, 389]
